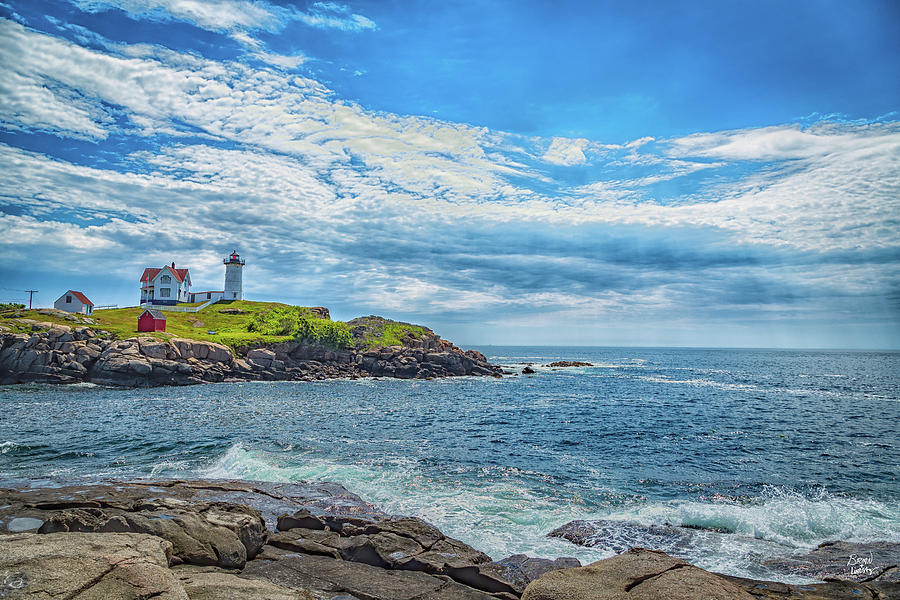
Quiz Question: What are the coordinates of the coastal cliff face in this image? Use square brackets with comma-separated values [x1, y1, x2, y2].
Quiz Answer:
[0, 317, 500, 387]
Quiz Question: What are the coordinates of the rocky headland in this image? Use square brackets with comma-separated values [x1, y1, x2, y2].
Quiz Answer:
[0, 311, 500, 387]
[1, 480, 897, 600]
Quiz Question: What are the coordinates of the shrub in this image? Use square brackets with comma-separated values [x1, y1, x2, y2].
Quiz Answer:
[247, 306, 351, 348]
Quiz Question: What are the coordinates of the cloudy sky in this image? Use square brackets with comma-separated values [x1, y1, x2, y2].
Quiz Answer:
[1, 0, 898, 348]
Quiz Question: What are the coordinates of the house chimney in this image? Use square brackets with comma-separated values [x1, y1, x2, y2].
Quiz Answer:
[171, 262, 175, 268]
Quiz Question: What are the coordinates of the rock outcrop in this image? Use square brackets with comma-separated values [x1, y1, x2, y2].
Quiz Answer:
[0, 532, 188, 599]
[0, 318, 500, 387]
[521, 547, 900, 600]
[548, 518, 728, 556]
[37, 498, 266, 569]
[0, 480, 544, 600]
[481, 555, 583, 595]
[548, 519, 900, 590]
[762, 540, 900, 583]
[1, 480, 896, 600]
[271, 512, 522, 595]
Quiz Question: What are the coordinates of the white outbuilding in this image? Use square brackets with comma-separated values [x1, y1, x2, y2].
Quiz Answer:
[54, 290, 94, 315]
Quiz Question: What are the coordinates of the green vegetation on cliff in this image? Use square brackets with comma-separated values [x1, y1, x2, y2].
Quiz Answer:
[2, 301, 434, 352]
[347, 316, 430, 351]
[247, 306, 352, 348]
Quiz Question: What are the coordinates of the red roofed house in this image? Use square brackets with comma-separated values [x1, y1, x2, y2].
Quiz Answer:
[138, 309, 166, 332]
[140, 262, 191, 306]
[54, 290, 94, 315]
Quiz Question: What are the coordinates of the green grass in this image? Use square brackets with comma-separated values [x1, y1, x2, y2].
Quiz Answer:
[1, 301, 298, 347]
[2, 300, 432, 351]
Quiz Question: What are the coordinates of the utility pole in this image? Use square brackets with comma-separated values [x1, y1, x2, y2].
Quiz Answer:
[25, 290, 38, 309]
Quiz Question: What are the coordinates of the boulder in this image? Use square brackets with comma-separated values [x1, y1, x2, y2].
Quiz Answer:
[522, 548, 754, 600]
[482, 554, 582, 594]
[308, 306, 330, 319]
[247, 348, 277, 368]
[140, 338, 175, 360]
[548, 518, 724, 555]
[37, 497, 267, 569]
[720, 572, 899, 600]
[763, 540, 900, 583]
[267, 529, 343, 559]
[172, 339, 233, 364]
[275, 514, 512, 594]
[0, 532, 188, 599]
[241, 550, 474, 600]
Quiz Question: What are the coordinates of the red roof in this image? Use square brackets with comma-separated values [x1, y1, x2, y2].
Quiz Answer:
[68, 290, 93, 306]
[140, 266, 189, 283]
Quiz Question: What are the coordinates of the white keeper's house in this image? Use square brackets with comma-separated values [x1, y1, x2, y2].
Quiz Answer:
[140, 262, 191, 306]
[140, 252, 245, 307]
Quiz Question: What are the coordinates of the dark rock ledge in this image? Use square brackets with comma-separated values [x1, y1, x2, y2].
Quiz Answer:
[2, 481, 897, 600]
[0, 322, 500, 387]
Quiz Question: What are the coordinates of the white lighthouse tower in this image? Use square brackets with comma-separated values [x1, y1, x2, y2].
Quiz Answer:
[223, 250, 245, 300]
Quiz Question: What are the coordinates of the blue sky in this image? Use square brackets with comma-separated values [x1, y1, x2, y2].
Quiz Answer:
[0, 0, 898, 348]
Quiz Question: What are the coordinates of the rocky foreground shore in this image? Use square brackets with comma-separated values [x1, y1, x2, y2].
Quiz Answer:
[0, 480, 896, 599]
[0, 317, 500, 387]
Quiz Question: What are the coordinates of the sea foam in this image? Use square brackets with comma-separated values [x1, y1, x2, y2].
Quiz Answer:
[195, 442, 899, 582]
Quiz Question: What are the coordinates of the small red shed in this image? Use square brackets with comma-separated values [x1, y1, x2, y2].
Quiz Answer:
[138, 309, 166, 332]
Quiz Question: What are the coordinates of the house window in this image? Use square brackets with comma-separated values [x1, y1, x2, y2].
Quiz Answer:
[207, 292, 211, 299]
[160, 288, 171, 297]
[160, 275, 171, 283]
[66, 295, 72, 303]
[233, 292, 237, 298]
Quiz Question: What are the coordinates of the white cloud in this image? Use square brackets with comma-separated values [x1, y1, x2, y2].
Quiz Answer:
[296, 2, 377, 32]
[71, 0, 281, 32]
[70, 0, 377, 34]
[666, 123, 898, 161]
[542, 137, 589, 166]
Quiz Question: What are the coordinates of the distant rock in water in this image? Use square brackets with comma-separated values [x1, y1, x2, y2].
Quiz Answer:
[547, 361, 592, 367]
[522, 366, 535, 374]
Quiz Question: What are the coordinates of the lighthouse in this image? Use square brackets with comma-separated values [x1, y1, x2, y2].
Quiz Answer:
[223, 250, 245, 300]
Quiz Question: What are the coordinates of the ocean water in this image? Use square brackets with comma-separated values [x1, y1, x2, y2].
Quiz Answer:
[0, 346, 898, 582]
